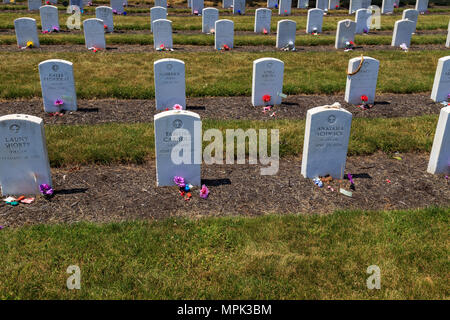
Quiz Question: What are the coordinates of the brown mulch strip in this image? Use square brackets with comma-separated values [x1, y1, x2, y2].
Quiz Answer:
[0, 94, 443, 124]
[0, 153, 448, 228]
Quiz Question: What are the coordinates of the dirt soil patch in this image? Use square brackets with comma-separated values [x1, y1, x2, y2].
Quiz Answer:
[1, 153, 448, 228]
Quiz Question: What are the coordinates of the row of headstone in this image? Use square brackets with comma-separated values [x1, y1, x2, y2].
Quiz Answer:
[297, 0, 341, 10]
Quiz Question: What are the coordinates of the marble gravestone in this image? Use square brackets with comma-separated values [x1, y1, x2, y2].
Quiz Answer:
[154, 0, 167, 8]
[154, 110, 201, 187]
[191, 0, 203, 14]
[301, 105, 352, 179]
[355, 8, 371, 34]
[349, 0, 363, 14]
[306, 8, 324, 34]
[39, 5, 59, 32]
[297, 0, 308, 9]
[427, 106, 450, 175]
[402, 9, 419, 33]
[276, 19, 296, 49]
[254, 8, 271, 34]
[316, 0, 327, 10]
[328, 0, 339, 10]
[345, 56, 379, 104]
[279, 0, 292, 16]
[223, 0, 232, 8]
[110, 0, 124, 14]
[215, 19, 234, 49]
[202, 7, 219, 33]
[233, 0, 245, 15]
[154, 59, 186, 110]
[38, 59, 77, 112]
[96, 6, 114, 33]
[415, 0, 428, 13]
[14, 18, 40, 48]
[150, 6, 167, 32]
[153, 19, 173, 49]
[252, 58, 284, 107]
[447, 21, 450, 48]
[335, 19, 356, 49]
[267, 0, 277, 8]
[431, 56, 450, 103]
[391, 19, 414, 47]
[28, 0, 41, 11]
[381, 0, 394, 14]
[83, 18, 106, 49]
[0, 114, 52, 196]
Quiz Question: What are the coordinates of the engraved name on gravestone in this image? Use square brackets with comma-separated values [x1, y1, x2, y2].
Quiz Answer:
[96, 6, 114, 32]
[28, 0, 41, 11]
[215, 19, 234, 49]
[355, 8, 371, 34]
[279, 0, 292, 15]
[154, 59, 186, 110]
[427, 106, 450, 174]
[154, 111, 201, 186]
[335, 19, 356, 49]
[402, 9, 419, 33]
[349, 0, 363, 14]
[39, 59, 77, 112]
[301, 106, 352, 178]
[14, 18, 40, 48]
[391, 19, 414, 47]
[153, 19, 173, 49]
[39, 5, 59, 31]
[328, 0, 339, 10]
[431, 56, 450, 103]
[155, 0, 167, 8]
[381, 0, 394, 14]
[252, 58, 284, 107]
[297, 0, 308, 8]
[316, 0, 327, 10]
[276, 19, 296, 48]
[345, 56, 379, 104]
[233, 0, 245, 14]
[306, 8, 324, 33]
[0, 115, 52, 196]
[191, 0, 203, 14]
[415, 0, 428, 13]
[202, 7, 219, 33]
[110, 0, 124, 14]
[83, 18, 106, 49]
[267, 0, 277, 8]
[223, 0, 232, 8]
[151, 6, 167, 32]
[254, 8, 271, 33]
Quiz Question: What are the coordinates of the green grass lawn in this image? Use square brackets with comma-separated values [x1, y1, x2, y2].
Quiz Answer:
[0, 207, 448, 299]
[0, 50, 447, 99]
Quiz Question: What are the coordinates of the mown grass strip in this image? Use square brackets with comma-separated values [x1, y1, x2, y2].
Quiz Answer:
[0, 50, 446, 99]
[0, 207, 448, 299]
[44, 115, 438, 167]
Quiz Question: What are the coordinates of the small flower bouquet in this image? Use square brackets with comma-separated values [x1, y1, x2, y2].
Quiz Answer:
[358, 95, 373, 110]
[311, 27, 319, 36]
[344, 40, 355, 51]
[400, 43, 408, 52]
[39, 183, 54, 199]
[88, 46, 100, 52]
[220, 44, 230, 51]
[173, 176, 209, 200]
[281, 40, 295, 51]
[263, 28, 268, 35]
[173, 104, 182, 110]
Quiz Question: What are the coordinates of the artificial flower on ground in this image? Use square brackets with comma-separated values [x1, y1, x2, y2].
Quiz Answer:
[48, 111, 64, 117]
[173, 104, 183, 110]
[199, 185, 209, 199]
[363, 27, 369, 34]
[358, 95, 373, 110]
[311, 27, 319, 36]
[156, 44, 172, 51]
[400, 43, 408, 52]
[54, 98, 64, 107]
[104, 24, 108, 29]
[281, 41, 295, 51]
[173, 176, 210, 200]
[39, 184, 54, 197]
[262, 94, 271, 103]
[3, 196, 35, 206]
[20, 41, 34, 49]
[344, 40, 355, 51]
[263, 28, 268, 35]
[88, 46, 101, 52]
[220, 44, 230, 51]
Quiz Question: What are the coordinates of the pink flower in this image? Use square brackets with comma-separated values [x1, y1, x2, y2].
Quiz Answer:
[199, 185, 209, 199]
[54, 99, 64, 106]
[173, 104, 182, 110]
[174, 176, 185, 188]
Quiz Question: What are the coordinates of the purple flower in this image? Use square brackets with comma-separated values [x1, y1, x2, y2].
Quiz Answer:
[39, 184, 54, 196]
[199, 185, 209, 199]
[0, 226, 4, 230]
[54, 99, 64, 106]
[347, 173, 354, 184]
[173, 176, 185, 188]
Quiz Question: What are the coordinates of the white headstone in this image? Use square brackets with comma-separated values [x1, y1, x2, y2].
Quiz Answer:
[306, 8, 324, 34]
[154, 110, 201, 186]
[154, 59, 186, 110]
[349, 0, 362, 14]
[415, 0, 428, 13]
[267, 0, 277, 8]
[316, 0, 327, 10]
[276, 19, 296, 49]
[252, 58, 284, 107]
[391, 19, 414, 47]
[447, 21, 450, 48]
[254, 8, 271, 34]
[301, 106, 352, 179]
[233, 0, 245, 14]
[96, 6, 114, 33]
[215, 19, 234, 50]
[153, 19, 173, 49]
[150, 6, 167, 32]
[191, 0, 203, 14]
[38, 59, 77, 112]
[39, 5, 59, 32]
[381, 0, 394, 14]
[297, 0, 308, 8]
[223, 0, 232, 8]
[28, 0, 41, 11]
[328, 0, 339, 10]
[427, 106, 450, 174]
[402, 9, 419, 33]
[345, 56, 379, 104]
[110, 0, 124, 14]
[431, 56, 450, 103]
[0, 114, 52, 196]
[83, 18, 106, 49]
[335, 19, 356, 49]
[279, 0, 292, 15]
[202, 7, 219, 33]
[14, 18, 40, 48]
[355, 8, 371, 34]
[155, 0, 167, 8]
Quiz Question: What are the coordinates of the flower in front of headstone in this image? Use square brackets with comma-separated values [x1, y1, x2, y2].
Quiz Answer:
[54, 98, 64, 107]
[39, 184, 54, 197]
[263, 106, 271, 113]
[221, 44, 230, 51]
[174, 176, 185, 188]
[400, 43, 408, 52]
[52, 25, 59, 32]
[104, 24, 108, 30]
[210, 28, 215, 34]
[344, 41, 355, 51]
[237, 10, 241, 15]
[88, 46, 100, 52]
[26, 41, 34, 48]
[123, 11, 127, 16]
[363, 27, 368, 34]
[335, 5, 339, 9]
[313, 177, 323, 188]
[0, 225, 3, 230]
[262, 94, 271, 103]
[88, 1, 92, 5]
[173, 104, 182, 110]
[46, 0, 50, 4]
[42, 30, 49, 34]
[113, 9, 118, 14]
[312, 27, 319, 36]
[275, 4, 278, 9]
[263, 28, 268, 35]
[199, 185, 209, 199]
